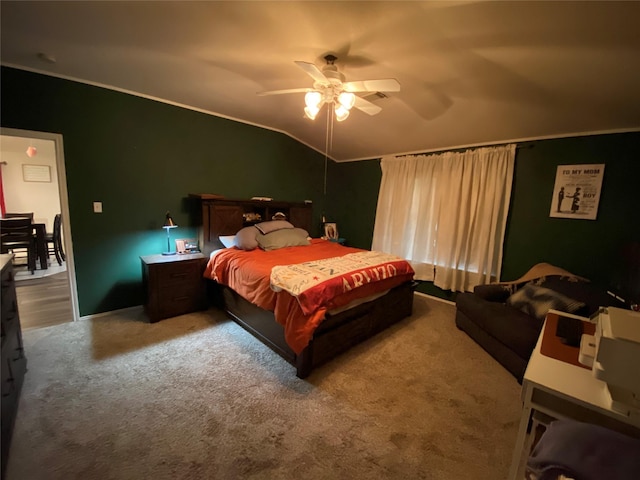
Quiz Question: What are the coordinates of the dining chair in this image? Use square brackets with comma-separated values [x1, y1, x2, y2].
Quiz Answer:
[3, 212, 35, 221]
[2, 213, 36, 267]
[0, 217, 37, 273]
[46, 213, 65, 265]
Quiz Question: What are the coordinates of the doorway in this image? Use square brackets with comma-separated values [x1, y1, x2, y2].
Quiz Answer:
[1, 128, 79, 326]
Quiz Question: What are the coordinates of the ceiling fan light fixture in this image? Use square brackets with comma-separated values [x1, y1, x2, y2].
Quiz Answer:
[338, 92, 355, 110]
[305, 91, 323, 109]
[334, 104, 350, 122]
[304, 105, 320, 120]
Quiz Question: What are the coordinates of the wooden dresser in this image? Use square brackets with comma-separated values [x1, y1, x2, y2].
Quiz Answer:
[1, 254, 27, 477]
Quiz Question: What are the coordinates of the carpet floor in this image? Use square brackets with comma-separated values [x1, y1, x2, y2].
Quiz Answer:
[5, 295, 521, 479]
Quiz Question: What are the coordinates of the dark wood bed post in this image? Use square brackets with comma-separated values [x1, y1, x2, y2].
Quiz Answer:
[295, 348, 314, 378]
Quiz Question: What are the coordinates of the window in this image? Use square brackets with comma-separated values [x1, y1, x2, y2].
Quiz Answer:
[372, 144, 516, 292]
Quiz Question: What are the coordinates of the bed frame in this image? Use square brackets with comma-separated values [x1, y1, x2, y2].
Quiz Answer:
[209, 280, 415, 378]
[192, 194, 416, 377]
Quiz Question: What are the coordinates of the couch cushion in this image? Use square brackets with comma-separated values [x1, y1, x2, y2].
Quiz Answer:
[473, 284, 512, 302]
[506, 284, 586, 321]
[456, 292, 544, 360]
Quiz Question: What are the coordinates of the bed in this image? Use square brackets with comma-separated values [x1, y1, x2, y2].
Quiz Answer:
[192, 196, 416, 377]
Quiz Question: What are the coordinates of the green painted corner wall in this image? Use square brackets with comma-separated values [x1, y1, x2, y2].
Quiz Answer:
[325, 158, 382, 250]
[1, 67, 327, 316]
[502, 134, 640, 285]
[328, 132, 640, 297]
[3, 66, 638, 313]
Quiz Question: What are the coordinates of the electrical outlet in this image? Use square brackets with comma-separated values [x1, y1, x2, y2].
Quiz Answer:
[93, 201, 102, 213]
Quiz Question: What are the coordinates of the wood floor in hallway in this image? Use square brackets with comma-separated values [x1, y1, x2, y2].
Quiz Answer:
[15, 271, 74, 330]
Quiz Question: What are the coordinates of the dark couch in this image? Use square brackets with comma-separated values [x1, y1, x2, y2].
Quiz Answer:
[455, 275, 626, 382]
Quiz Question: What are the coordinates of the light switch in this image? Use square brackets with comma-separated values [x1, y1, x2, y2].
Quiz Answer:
[93, 201, 103, 213]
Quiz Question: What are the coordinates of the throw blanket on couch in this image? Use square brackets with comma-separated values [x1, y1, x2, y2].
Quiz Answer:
[498, 263, 589, 293]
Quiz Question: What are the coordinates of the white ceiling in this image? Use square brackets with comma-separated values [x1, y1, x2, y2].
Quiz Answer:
[2, 1, 640, 162]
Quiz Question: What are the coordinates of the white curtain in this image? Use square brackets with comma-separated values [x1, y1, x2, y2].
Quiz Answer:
[372, 144, 516, 292]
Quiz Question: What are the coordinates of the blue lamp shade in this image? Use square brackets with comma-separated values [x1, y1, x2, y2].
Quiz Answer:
[162, 211, 178, 255]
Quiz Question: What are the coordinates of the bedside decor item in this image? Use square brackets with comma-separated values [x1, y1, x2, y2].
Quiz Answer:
[549, 164, 604, 220]
[324, 222, 338, 240]
[162, 211, 178, 256]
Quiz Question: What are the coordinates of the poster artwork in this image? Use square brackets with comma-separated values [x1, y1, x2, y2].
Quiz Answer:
[549, 164, 604, 220]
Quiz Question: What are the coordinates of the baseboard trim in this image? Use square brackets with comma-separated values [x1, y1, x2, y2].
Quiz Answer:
[79, 294, 455, 322]
[80, 305, 144, 321]
[414, 291, 455, 306]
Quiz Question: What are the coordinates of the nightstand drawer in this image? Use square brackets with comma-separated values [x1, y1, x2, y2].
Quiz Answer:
[155, 260, 201, 288]
[157, 284, 205, 318]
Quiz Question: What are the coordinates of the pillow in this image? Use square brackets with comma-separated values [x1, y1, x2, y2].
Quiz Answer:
[506, 284, 586, 321]
[235, 226, 259, 251]
[254, 220, 294, 235]
[219, 235, 236, 248]
[537, 276, 625, 315]
[256, 228, 310, 251]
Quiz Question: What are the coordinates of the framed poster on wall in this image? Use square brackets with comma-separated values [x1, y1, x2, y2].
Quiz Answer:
[549, 164, 605, 220]
[22, 164, 51, 182]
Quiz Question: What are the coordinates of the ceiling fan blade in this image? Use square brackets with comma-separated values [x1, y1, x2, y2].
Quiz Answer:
[257, 87, 311, 96]
[343, 79, 401, 93]
[353, 96, 382, 116]
[294, 61, 330, 85]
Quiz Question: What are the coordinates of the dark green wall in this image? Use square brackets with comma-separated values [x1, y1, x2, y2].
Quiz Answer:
[502, 134, 640, 284]
[3, 66, 638, 313]
[325, 158, 382, 250]
[329, 133, 640, 296]
[1, 67, 327, 316]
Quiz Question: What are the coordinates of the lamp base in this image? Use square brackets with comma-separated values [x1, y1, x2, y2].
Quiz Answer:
[162, 251, 177, 256]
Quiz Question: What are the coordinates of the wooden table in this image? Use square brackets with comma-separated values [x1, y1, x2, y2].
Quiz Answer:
[508, 311, 640, 479]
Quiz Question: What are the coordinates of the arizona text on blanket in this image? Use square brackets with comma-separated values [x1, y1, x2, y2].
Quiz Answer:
[271, 251, 415, 315]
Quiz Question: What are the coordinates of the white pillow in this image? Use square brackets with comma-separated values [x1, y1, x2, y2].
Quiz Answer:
[219, 235, 236, 248]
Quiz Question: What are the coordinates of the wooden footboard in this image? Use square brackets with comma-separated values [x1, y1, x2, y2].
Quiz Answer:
[209, 280, 416, 378]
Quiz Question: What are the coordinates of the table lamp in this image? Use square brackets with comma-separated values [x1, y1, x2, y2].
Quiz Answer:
[162, 211, 178, 255]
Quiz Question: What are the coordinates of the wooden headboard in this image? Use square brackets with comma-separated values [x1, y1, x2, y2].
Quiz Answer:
[189, 194, 313, 255]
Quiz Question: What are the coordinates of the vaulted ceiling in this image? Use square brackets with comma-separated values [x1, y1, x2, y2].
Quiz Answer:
[2, 1, 639, 161]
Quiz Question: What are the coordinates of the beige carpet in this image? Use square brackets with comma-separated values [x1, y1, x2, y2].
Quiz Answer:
[6, 295, 521, 479]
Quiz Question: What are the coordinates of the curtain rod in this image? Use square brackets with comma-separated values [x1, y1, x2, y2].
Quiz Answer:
[393, 142, 532, 159]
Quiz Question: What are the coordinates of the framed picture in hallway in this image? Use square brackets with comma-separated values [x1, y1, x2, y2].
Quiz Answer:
[22, 164, 51, 183]
[549, 164, 604, 220]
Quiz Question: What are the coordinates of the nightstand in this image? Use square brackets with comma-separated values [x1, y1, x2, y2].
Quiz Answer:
[141, 252, 208, 322]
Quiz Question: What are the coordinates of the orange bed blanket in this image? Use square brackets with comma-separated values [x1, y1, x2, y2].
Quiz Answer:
[204, 239, 415, 354]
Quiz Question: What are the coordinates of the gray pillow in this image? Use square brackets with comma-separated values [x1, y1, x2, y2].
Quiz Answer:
[254, 220, 294, 235]
[506, 284, 586, 321]
[256, 228, 309, 251]
[235, 226, 259, 250]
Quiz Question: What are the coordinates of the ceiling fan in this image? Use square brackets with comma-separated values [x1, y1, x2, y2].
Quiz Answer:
[257, 54, 401, 122]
